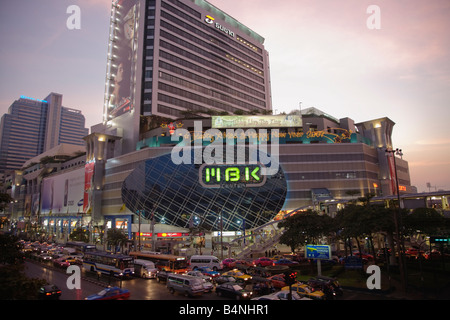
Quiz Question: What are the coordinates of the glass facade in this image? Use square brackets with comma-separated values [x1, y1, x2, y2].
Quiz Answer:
[121, 148, 287, 231]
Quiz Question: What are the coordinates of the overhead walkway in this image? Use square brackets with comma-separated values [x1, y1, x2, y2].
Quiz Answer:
[229, 206, 312, 259]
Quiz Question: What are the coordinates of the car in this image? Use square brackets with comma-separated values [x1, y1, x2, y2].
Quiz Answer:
[234, 260, 253, 268]
[308, 278, 341, 299]
[53, 257, 71, 268]
[195, 266, 220, 278]
[424, 249, 442, 260]
[252, 257, 274, 267]
[214, 275, 237, 284]
[38, 285, 62, 300]
[308, 276, 343, 297]
[253, 290, 311, 300]
[38, 253, 53, 261]
[282, 283, 326, 300]
[273, 258, 299, 266]
[200, 278, 214, 292]
[186, 270, 214, 292]
[405, 248, 426, 260]
[222, 258, 237, 269]
[216, 282, 253, 300]
[353, 252, 374, 261]
[267, 274, 287, 289]
[222, 269, 252, 281]
[156, 270, 171, 283]
[85, 287, 130, 300]
[186, 270, 213, 282]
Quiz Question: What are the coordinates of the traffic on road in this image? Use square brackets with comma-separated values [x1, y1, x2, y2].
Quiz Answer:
[19, 240, 397, 301]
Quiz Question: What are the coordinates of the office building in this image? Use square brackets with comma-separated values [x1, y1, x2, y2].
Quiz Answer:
[0, 93, 89, 173]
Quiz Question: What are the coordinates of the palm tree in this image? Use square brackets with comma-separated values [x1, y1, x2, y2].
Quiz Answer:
[106, 228, 128, 253]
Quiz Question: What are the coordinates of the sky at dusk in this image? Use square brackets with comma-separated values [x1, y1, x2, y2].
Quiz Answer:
[0, 0, 449, 192]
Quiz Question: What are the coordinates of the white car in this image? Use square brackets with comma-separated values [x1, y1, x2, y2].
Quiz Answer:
[186, 271, 214, 292]
[253, 290, 312, 300]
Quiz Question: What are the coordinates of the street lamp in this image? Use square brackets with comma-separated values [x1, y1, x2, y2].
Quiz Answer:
[385, 147, 407, 291]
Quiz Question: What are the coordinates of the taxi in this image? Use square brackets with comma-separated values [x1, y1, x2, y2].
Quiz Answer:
[282, 283, 326, 300]
[222, 269, 252, 281]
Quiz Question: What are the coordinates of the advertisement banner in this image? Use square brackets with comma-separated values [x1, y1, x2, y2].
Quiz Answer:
[105, 0, 140, 120]
[41, 168, 85, 215]
[387, 154, 397, 195]
[305, 244, 331, 260]
[83, 162, 95, 213]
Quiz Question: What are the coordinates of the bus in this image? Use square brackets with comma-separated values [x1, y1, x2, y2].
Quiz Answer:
[83, 251, 134, 277]
[65, 241, 97, 253]
[129, 251, 188, 274]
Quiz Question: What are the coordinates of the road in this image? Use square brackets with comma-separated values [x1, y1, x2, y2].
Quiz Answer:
[24, 260, 398, 301]
[24, 260, 229, 300]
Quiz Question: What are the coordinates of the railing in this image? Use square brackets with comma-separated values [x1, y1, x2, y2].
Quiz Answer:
[229, 205, 311, 259]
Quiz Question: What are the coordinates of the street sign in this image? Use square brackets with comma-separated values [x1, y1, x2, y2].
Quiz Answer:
[305, 245, 331, 260]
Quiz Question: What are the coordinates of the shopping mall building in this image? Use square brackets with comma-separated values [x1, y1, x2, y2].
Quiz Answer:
[3, 0, 431, 253]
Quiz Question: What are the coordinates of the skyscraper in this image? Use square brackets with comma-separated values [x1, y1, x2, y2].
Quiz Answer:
[0, 93, 89, 173]
[99, 0, 272, 155]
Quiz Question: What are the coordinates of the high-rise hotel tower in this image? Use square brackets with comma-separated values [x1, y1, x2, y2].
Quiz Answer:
[99, 0, 272, 154]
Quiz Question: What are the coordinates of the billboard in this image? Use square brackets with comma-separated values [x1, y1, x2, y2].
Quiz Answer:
[305, 245, 332, 260]
[212, 115, 302, 129]
[41, 168, 85, 215]
[83, 162, 95, 214]
[104, 0, 140, 121]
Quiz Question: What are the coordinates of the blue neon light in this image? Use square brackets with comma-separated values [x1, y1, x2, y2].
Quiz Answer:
[20, 95, 48, 103]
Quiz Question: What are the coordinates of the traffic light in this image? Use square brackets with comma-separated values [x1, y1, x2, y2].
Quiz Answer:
[284, 271, 297, 286]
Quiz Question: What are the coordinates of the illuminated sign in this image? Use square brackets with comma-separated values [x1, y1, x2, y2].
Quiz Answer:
[212, 115, 302, 129]
[199, 163, 267, 188]
[204, 15, 235, 38]
[20, 95, 48, 103]
[139, 232, 184, 237]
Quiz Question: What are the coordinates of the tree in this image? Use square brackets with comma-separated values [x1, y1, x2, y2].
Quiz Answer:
[278, 210, 333, 252]
[335, 204, 368, 256]
[106, 228, 129, 253]
[0, 234, 23, 264]
[0, 234, 47, 299]
[69, 227, 89, 243]
[0, 264, 47, 300]
[403, 207, 447, 237]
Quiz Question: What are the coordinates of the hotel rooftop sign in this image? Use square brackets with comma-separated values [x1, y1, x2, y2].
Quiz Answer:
[205, 15, 235, 38]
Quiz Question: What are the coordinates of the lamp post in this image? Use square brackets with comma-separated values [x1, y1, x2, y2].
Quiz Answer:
[385, 147, 407, 291]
